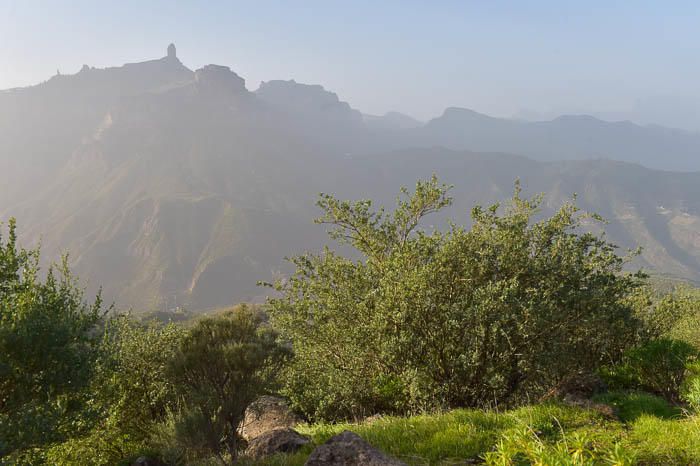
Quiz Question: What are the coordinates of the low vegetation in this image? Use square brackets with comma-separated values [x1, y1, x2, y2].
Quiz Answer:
[248, 399, 700, 465]
[267, 177, 645, 420]
[2, 179, 700, 465]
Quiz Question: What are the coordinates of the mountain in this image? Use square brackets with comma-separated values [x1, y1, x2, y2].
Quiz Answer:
[0, 44, 193, 208]
[362, 112, 423, 131]
[411, 108, 700, 171]
[516, 95, 700, 134]
[1, 46, 699, 310]
[338, 149, 700, 283]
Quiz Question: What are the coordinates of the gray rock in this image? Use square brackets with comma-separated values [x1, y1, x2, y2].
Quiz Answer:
[246, 427, 310, 459]
[304, 430, 407, 466]
[240, 395, 301, 440]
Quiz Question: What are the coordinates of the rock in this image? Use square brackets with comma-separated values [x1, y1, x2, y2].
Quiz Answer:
[245, 427, 310, 459]
[362, 413, 385, 424]
[562, 394, 618, 419]
[241, 395, 302, 440]
[305, 430, 407, 466]
[131, 456, 164, 466]
[195, 64, 247, 95]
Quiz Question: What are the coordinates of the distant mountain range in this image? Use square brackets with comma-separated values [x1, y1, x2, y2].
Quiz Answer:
[1, 45, 698, 311]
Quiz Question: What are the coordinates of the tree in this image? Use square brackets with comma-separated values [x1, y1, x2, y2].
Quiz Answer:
[0, 218, 106, 458]
[266, 177, 645, 420]
[167, 305, 289, 465]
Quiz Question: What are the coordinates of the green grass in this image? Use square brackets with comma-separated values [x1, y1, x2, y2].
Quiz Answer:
[245, 394, 700, 465]
[248, 403, 624, 465]
[623, 415, 700, 464]
[592, 391, 681, 422]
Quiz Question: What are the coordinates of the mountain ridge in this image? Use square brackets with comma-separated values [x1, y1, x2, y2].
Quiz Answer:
[1, 46, 699, 310]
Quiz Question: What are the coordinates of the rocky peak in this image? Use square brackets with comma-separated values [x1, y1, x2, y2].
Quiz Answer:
[195, 65, 247, 95]
[256, 79, 362, 124]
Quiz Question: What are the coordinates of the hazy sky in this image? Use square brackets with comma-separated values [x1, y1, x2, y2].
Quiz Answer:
[2, 0, 700, 120]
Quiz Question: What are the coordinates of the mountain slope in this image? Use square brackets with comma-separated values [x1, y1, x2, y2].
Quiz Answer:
[1, 48, 699, 310]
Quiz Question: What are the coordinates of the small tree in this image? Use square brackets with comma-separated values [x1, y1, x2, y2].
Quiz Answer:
[167, 305, 289, 465]
[267, 177, 645, 420]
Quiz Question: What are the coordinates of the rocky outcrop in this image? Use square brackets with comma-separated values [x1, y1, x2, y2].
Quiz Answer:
[256, 79, 362, 124]
[304, 430, 406, 466]
[241, 395, 302, 440]
[245, 427, 310, 459]
[195, 65, 247, 95]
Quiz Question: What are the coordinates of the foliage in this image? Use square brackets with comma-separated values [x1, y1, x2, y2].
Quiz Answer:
[43, 426, 148, 466]
[267, 177, 645, 420]
[42, 316, 187, 466]
[631, 284, 700, 344]
[600, 338, 698, 402]
[167, 305, 290, 465]
[665, 286, 700, 349]
[96, 316, 186, 439]
[681, 361, 700, 413]
[0, 218, 106, 457]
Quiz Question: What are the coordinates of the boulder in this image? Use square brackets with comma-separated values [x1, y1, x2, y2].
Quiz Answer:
[241, 395, 301, 440]
[305, 430, 407, 466]
[245, 427, 310, 459]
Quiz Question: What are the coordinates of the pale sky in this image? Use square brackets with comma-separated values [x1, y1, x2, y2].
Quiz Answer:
[1, 0, 700, 121]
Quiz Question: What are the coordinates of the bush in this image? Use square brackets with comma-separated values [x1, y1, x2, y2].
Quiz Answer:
[681, 361, 700, 412]
[267, 178, 644, 420]
[167, 305, 290, 465]
[631, 285, 700, 345]
[95, 316, 186, 439]
[0, 218, 106, 457]
[666, 287, 700, 349]
[602, 338, 698, 402]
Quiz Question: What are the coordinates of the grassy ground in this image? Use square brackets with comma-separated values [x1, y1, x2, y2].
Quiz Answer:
[244, 392, 700, 465]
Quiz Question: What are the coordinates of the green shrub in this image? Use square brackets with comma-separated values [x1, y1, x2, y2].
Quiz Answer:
[43, 426, 148, 466]
[0, 218, 107, 457]
[681, 361, 700, 412]
[267, 178, 644, 420]
[167, 305, 290, 465]
[660, 286, 700, 347]
[35, 316, 187, 465]
[602, 338, 698, 402]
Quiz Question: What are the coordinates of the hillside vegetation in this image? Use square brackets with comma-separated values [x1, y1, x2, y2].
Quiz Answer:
[3, 179, 700, 465]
